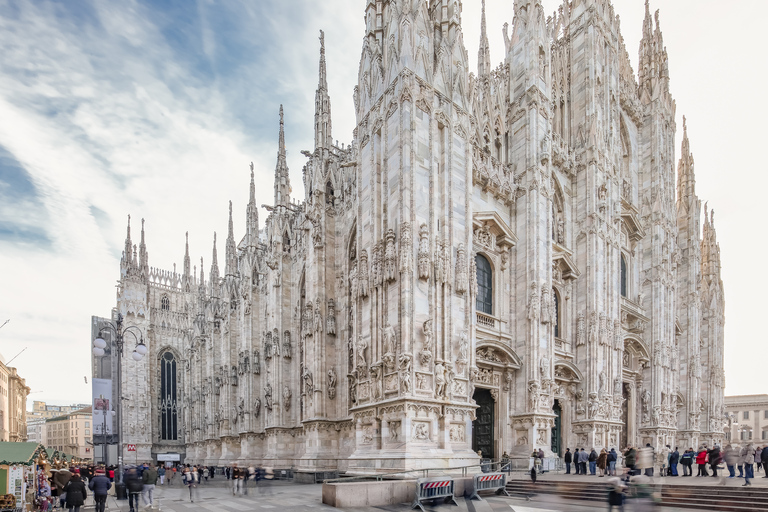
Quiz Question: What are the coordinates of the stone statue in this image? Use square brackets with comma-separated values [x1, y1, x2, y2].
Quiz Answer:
[420, 319, 433, 366]
[264, 383, 273, 411]
[399, 353, 412, 393]
[283, 386, 292, 411]
[327, 368, 337, 400]
[434, 362, 446, 398]
[254, 398, 261, 418]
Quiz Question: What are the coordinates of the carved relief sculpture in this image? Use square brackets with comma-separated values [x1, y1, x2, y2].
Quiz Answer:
[455, 243, 467, 294]
[359, 249, 369, 297]
[400, 221, 412, 274]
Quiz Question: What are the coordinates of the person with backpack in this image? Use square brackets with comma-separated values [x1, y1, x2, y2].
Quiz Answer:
[709, 445, 722, 477]
[608, 448, 618, 476]
[680, 448, 694, 476]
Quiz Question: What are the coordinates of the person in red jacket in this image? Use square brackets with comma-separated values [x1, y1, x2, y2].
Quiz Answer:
[696, 447, 709, 477]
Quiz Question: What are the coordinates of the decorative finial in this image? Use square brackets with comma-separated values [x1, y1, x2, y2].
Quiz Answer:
[250, 161, 254, 171]
[320, 30, 325, 52]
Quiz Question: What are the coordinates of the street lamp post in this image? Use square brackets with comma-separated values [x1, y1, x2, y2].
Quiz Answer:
[93, 313, 147, 500]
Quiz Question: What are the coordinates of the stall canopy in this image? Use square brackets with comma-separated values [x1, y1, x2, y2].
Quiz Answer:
[0, 443, 44, 466]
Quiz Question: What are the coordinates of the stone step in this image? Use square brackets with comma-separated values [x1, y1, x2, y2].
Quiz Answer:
[504, 481, 768, 511]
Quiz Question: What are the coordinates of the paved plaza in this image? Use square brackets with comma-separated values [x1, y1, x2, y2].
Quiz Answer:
[75, 471, 768, 512]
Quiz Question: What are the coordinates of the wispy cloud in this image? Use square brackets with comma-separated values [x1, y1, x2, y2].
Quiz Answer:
[0, 0, 764, 403]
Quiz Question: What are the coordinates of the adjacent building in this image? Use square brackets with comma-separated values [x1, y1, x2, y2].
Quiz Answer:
[0, 356, 30, 442]
[27, 401, 91, 420]
[725, 395, 768, 444]
[25, 418, 47, 445]
[45, 407, 93, 460]
[103, 0, 727, 473]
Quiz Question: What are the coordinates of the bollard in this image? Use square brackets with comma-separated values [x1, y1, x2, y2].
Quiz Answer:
[468, 472, 510, 501]
[411, 476, 459, 512]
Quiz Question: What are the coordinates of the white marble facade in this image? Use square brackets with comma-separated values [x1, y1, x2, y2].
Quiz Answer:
[111, 0, 726, 474]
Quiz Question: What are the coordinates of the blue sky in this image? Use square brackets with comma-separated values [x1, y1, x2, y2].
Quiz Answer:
[0, 0, 765, 405]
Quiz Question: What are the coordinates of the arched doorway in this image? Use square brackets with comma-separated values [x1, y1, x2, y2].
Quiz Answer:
[472, 388, 494, 458]
[551, 400, 562, 456]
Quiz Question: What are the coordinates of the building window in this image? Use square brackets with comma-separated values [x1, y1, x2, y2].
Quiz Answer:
[749, 430, 753, 440]
[744, 411, 750, 420]
[764, 410, 768, 419]
[160, 351, 178, 440]
[763, 430, 767, 440]
[475, 254, 493, 315]
[553, 289, 560, 338]
[161, 295, 170, 311]
[620, 255, 628, 298]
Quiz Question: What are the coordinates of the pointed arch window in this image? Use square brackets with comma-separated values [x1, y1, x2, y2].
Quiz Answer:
[620, 255, 628, 298]
[553, 289, 560, 338]
[475, 254, 493, 315]
[160, 351, 178, 440]
[161, 295, 170, 311]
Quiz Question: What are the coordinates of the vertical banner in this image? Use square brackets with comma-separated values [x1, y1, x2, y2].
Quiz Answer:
[9, 465, 23, 511]
[92, 378, 114, 436]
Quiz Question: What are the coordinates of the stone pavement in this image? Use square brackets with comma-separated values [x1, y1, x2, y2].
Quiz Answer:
[75, 479, 713, 512]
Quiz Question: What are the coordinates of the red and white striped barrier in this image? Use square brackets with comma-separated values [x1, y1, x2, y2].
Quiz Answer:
[469, 471, 510, 501]
[411, 476, 459, 511]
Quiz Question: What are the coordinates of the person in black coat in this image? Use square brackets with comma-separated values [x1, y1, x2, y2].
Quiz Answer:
[125, 467, 144, 512]
[564, 448, 572, 474]
[63, 474, 87, 512]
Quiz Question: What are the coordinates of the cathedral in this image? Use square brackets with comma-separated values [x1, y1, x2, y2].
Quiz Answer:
[108, 0, 726, 474]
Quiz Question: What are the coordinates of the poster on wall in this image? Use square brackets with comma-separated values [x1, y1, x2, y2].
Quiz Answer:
[92, 378, 114, 436]
[9, 465, 24, 511]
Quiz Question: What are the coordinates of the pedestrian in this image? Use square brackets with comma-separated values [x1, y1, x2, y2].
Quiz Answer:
[724, 444, 737, 478]
[158, 465, 165, 486]
[743, 442, 756, 486]
[597, 449, 608, 477]
[232, 463, 242, 495]
[680, 448, 694, 476]
[606, 476, 626, 511]
[203, 466, 209, 482]
[623, 445, 637, 476]
[63, 472, 87, 512]
[261, 466, 274, 495]
[183, 467, 199, 502]
[142, 462, 158, 509]
[574, 449, 581, 474]
[578, 447, 589, 475]
[669, 447, 679, 476]
[608, 448, 618, 476]
[88, 468, 111, 512]
[245, 465, 255, 495]
[755, 446, 763, 473]
[696, 446, 709, 476]
[637, 444, 654, 477]
[762, 446, 768, 478]
[709, 445, 721, 477]
[589, 448, 598, 475]
[530, 465, 537, 484]
[125, 467, 143, 512]
[660, 445, 670, 477]
[52, 466, 72, 510]
[564, 448, 572, 474]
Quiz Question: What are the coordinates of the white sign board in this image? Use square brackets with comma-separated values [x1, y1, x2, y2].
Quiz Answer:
[156, 453, 180, 462]
[92, 378, 114, 436]
[9, 465, 24, 511]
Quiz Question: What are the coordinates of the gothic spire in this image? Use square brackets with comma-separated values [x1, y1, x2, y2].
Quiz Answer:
[199, 257, 205, 291]
[210, 232, 220, 296]
[478, 0, 491, 77]
[225, 200, 237, 276]
[246, 162, 259, 247]
[274, 105, 291, 206]
[183, 231, 191, 282]
[638, 0, 670, 102]
[138, 218, 148, 276]
[676, 115, 696, 205]
[123, 214, 133, 267]
[315, 30, 333, 150]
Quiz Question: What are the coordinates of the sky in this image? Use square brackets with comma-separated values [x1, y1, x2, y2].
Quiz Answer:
[0, 0, 765, 407]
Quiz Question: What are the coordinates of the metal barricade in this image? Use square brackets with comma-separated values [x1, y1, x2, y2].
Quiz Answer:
[411, 476, 459, 512]
[468, 472, 510, 501]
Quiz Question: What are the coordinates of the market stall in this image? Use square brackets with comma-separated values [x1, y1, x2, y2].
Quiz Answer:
[0, 442, 47, 512]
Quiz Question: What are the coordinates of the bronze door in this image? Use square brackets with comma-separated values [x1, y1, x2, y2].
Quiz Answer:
[472, 388, 494, 458]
